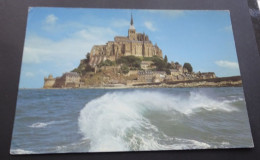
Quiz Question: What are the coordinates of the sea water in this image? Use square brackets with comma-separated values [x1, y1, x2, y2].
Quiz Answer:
[10, 87, 254, 154]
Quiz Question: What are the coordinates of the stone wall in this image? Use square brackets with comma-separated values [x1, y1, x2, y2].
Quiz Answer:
[43, 72, 81, 88]
[127, 70, 138, 76]
[132, 76, 242, 88]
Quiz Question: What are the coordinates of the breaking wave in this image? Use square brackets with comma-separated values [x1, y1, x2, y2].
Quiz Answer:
[78, 91, 239, 152]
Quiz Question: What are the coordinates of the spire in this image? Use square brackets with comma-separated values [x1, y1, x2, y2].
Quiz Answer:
[130, 13, 133, 25]
[129, 12, 135, 30]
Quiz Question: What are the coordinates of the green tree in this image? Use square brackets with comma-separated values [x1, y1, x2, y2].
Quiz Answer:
[121, 64, 129, 74]
[152, 56, 166, 71]
[98, 59, 115, 67]
[117, 56, 141, 69]
[166, 63, 173, 69]
[164, 55, 168, 63]
[183, 63, 193, 72]
[86, 52, 90, 63]
[143, 57, 154, 61]
[85, 64, 93, 72]
[72, 58, 94, 75]
[166, 69, 171, 75]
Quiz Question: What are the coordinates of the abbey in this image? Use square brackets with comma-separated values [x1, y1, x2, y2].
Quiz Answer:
[88, 15, 163, 67]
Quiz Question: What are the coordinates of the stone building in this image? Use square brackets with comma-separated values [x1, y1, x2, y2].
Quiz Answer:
[170, 69, 180, 76]
[199, 72, 216, 79]
[88, 14, 163, 67]
[43, 72, 81, 88]
[138, 70, 166, 83]
[140, 61, 156, 70]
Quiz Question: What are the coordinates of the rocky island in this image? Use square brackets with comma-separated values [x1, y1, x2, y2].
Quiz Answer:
[43, 15, 242, 89]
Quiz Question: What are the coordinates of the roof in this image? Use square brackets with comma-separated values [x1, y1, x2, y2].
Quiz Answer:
[114, 36, 129, 42]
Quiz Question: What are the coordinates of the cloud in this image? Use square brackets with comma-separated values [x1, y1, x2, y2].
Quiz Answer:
[25, 72, 34, 77]
[45, 14, 58, 24]
[111, 19, 129, 28]
[144, 21, 156, 31]
[23, 47, 51, 63]
[42, 20, 84, 33]
[74, 26, 116, 41]
[215, 60, 239, 69]
[39, 69, 49, 76]
[22, 26, 117, 66]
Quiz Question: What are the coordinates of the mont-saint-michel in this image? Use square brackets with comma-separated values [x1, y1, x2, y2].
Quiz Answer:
[43, 15, 242, 89]
[11, 9, 253, 155]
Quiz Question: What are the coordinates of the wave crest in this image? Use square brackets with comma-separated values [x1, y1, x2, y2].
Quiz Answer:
[78, 90, 237, 152]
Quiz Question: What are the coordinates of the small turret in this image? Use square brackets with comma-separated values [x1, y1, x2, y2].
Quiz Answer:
[48, 74, 53, 79]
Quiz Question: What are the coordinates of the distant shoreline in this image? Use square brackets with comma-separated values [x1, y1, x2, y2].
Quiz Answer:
[20, 85, 243, 90]
[20, 76, 242, 90]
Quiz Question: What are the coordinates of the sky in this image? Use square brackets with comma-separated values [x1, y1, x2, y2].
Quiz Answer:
[20, 8, 240, 88]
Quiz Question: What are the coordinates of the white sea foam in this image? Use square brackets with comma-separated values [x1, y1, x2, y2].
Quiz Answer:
[221, 141, 230, 146]
[222, 96, 244, 104]
[10, 149, 34, 155]
[55, 140, 90, 153]
[29, 121, 56, 128]
[78, 91, 238, 152]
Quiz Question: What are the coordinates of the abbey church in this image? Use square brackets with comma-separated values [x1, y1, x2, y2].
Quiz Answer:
[89, 14, 163, 67]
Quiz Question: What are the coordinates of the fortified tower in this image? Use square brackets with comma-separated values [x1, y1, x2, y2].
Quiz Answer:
[43, 74, 55, 88]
